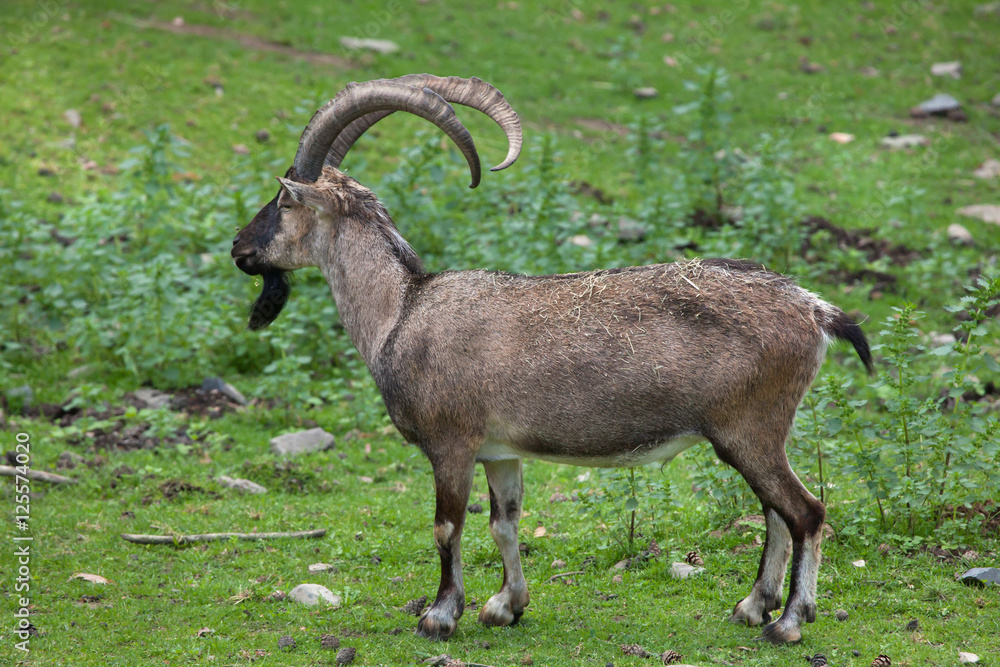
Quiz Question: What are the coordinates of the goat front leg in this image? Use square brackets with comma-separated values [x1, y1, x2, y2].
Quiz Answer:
[479, 458, 529, 627]
[416, 444, 476, 641]
[731, 507, 791, 626]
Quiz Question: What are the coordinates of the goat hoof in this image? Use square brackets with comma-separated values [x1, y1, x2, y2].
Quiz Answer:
[416, 609, 457, 641]
[759, 620, 802, 645]
[730, 598, 766, 627]
[479, 596, 521, 627]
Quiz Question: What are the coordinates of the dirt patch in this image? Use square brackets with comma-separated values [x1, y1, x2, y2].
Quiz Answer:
[802, 215, 921, 266]
[136, 19, 354, 68]
[169, 387, 242, 419]
[160, 479, 218, 500]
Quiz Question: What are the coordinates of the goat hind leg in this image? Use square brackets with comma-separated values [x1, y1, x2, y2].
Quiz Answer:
[479, 458, 529, 627]
[416, 447, 476, 641]
[731, 507, 791, 627]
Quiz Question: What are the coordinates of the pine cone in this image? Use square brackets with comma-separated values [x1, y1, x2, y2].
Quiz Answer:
[809, 654, 827, 667]
[646, 539, 662, 557]
[685, 550, 704, 566]
[320, 634, 340, 650]
[277, 635, 296, 650]
[402, 595, 429, 616]
[336, 647, 357, 665]
[621, 643, 652, 658]
[661, 649, 683, 665]
[871, 655, 891, 667]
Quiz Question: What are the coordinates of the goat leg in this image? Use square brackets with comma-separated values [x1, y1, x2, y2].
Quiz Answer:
[416, 445, 476, 641]
[479, 458, 529, 626]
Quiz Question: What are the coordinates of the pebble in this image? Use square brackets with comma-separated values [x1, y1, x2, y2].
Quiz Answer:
[918, 93, 961, 114]
[947, 223, 973, 245]
[835, 609, 849, 621]
[930, 61, 961, 78]
[960, 567, 1000, 587]
[633, 87, 658, 99]
[201, 377, 248, 405]
[288, 584, 342, 607]
[339, 37, 399, 53]
[670, 562, 704, 579]
[270, 428, 336, 456]
[551, 559, 566, 569]
[959, 652, 979, 663]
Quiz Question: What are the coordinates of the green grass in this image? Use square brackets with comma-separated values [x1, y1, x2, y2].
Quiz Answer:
[2, 0, 1000, 665]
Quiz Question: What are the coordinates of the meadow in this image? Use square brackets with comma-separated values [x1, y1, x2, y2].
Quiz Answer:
[1, 1, 999, 665]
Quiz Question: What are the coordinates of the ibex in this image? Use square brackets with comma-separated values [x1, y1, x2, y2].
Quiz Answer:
[232, 75, 873, 645]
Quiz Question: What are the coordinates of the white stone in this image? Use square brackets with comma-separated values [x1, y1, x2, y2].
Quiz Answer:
[947, 223, 973, 245]
[958, 204, 1000, 226]
[880, 134, 928, 149]
[930, 61, 961, 78]
[216, 475, 267, 494]
[339, 37, 399, 54]
[270, 428, 336, 456]
[829, 132, 855, 144]
[670, 562, 704, 579]
[570, 234, 592, 247]
[133, 388, 171, 409]
[634, 87, 658, 99]
[852, 559, 866, 568]
[973, 159, 1000, 179]
[308, 562, 334, 573]
[959, 652, 979, 663]
[288, 583, 341, 607]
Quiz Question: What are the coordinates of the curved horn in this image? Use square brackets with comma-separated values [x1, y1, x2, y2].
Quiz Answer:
[292, 81, 482, 188]
[324, 75, 522, 173]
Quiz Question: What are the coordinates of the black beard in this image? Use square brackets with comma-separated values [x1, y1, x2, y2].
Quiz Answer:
[247, 270, 291, 331]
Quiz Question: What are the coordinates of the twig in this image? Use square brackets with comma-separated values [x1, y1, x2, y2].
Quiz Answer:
[0, 466, 77, 485]
[547, 571, 585, 582]
[121, 529, 326, 545]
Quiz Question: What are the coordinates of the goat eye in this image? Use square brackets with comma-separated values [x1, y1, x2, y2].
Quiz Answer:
[280, 204, 292, 211]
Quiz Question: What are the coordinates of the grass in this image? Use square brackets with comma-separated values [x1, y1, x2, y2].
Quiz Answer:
[2, 0, 1000, 665]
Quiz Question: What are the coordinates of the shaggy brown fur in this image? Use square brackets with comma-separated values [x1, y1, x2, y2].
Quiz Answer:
[233, 165, 872, 645]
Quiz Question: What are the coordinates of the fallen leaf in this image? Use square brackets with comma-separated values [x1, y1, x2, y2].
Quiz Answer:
[880, 134, 928, 149]
[358, 476, 373, 484]
[663, 55, 678, 67]
[958, 204, 1000, 225]
[830, 132, 855, 144]
[71, 573, 110, 584]
[852, 559, 866, 568]
[959, 651, 980, 663]
[196, 627, 214, 637]
[533, 525, 547, 538]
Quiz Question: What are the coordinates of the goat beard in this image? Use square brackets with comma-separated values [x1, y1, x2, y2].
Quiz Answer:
[247, 270, 291, 331]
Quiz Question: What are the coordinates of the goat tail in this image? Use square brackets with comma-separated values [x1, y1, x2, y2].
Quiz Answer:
[821, 307, 875, 376]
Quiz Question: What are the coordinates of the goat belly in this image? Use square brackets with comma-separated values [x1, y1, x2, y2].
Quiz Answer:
[477, 424, 704, 468]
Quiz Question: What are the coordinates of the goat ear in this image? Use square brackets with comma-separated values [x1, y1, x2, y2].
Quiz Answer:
[276, 177, 330, 214]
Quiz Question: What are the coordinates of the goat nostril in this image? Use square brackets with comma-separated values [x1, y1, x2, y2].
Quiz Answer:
[233, 235, 241, 246]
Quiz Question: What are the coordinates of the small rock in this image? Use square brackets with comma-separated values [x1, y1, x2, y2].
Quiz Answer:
[64, 109, 82, 128]
[963, 550, 980, 562]
[67, 364, 93, 379]
[852, 559, 866, 568]
[133, 388, 171, 409]
[320, 634, 340, 650]
[670, 562, 704, 579]
[880, 134, 928, 149]
[617, 216, 647, 242]
[835, 609, 849, 621]
[308, 562, 334, 573]
[467, 503, 483, 514]
[201, 377, 248, 405]
[549, 492, 569, 503]
[339, 36, 399, 54]
[57, 451, 86, 470]
[216, 475, 267, 494]
[288, 584, 342, 607]
[570, 234, 593, 247]
[232, 144, 249, 155]
[613, 559, 629, 570]
[254, 129, 270, 143]
[277, 635, 296, 650]
[973, 159, 1000, 179]
[611, 574, 623, 584]
[918, 93, 961, 115]
[930, 61, 961, 79]
[551, 559, 566, 569]
[634, 87, 658, 99]
[961, 567, 1000, 587]
[959, 652, 980, 663]
[5, 385, 33, 410]
[402, 595, 428, 616]
[336, 647, 356, 665]
[829, 132, 855, 144]
[958, 204, 1000, 226]
[270, 428, 336, 456]
[948, 223, 973, 245]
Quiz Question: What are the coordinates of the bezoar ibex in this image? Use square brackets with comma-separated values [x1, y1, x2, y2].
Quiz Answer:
[231, 74, 874, 644]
